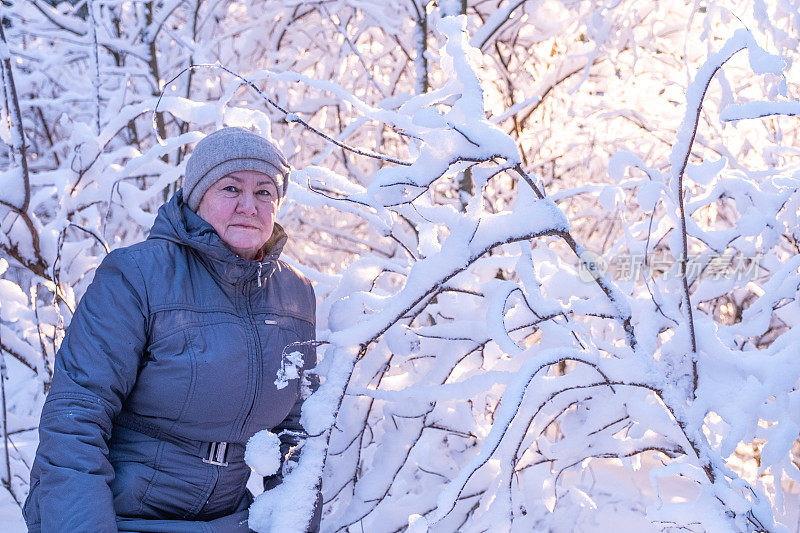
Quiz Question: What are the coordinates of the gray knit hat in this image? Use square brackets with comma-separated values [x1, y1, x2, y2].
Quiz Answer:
[183, 127, 290, 211]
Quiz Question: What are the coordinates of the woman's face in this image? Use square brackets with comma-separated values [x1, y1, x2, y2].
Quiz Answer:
[196, 169, 279, 260]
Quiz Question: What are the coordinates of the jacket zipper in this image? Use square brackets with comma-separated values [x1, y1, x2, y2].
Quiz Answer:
[240, 273, 263, 438]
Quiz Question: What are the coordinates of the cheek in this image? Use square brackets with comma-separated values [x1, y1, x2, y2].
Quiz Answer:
[259, 204, 277, 226]
[199, 201, 234, 230]
[214, 203, 236, 221]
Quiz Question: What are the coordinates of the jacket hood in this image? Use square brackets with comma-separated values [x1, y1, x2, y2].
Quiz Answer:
[147, 191, 287, 283]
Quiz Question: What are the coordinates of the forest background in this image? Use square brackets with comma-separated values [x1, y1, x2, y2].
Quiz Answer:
[1, 0, 799, 531]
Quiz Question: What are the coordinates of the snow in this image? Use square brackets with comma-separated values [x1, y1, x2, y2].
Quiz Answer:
[686, 157, 727, 186]
[407, 513, 429, 533]
[275, 350, 304, 390]
[721, 99, 800, 121]
[0, 167, 25, 209]
[245, 430, 282, 477]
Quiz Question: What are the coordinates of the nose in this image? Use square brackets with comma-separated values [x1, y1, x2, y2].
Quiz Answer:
[236, 193, 257, 215]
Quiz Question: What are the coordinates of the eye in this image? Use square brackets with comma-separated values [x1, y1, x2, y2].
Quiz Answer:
[257, 189, 274, 197]
[222, 185, 239, 193]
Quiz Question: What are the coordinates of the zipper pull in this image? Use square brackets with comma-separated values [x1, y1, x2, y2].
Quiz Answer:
[257, 261, 263, 288]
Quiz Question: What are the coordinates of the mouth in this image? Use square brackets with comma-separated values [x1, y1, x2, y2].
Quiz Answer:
[230, 224, 260, 230]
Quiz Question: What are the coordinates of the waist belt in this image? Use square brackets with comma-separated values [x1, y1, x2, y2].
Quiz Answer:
[114, 411, 244, 467]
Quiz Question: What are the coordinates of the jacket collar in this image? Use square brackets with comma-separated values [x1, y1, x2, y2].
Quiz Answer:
[147, 190, 286, 285]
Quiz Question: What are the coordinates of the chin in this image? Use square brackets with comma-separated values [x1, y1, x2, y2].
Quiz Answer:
[231, 238, 263, 250]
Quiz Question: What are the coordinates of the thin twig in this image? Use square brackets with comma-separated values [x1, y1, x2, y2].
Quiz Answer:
[153, 64, 412, 166]
[87, 0, 102, 135]
[31, 284, 52, 390]
[671, 40, 749, 398]
[0, 201, 47, 277]
[69, 223, 110, 254]
[0, 348, 20, 507]
[0, 24, 31, 212]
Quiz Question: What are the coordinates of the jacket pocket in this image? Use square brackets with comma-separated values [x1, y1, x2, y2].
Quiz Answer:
[109, 425, 163, 517]
[110, 461, 157, 517]
[179, 320, 250, 428]
[124, 328, 192, 422]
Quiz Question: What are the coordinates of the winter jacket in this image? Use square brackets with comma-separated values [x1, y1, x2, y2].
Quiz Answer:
[23, 191, 320, 532]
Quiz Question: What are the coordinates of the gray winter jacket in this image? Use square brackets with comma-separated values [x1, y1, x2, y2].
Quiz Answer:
[23, 191, 320, 532]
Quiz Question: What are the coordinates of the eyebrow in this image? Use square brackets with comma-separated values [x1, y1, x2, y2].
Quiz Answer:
[224, 176, 276, 187]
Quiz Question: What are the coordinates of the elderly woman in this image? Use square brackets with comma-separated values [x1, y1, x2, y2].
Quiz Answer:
[22, 128, 320, 532]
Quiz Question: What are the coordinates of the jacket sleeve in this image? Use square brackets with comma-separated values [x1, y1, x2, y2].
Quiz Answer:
[28, 249, 148, 532]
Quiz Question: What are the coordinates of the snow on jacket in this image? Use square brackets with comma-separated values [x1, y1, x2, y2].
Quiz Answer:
[23, 191, 319, 532]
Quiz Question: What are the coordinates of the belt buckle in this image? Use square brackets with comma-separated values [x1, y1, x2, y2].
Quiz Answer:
[202, 441, 229, 467]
